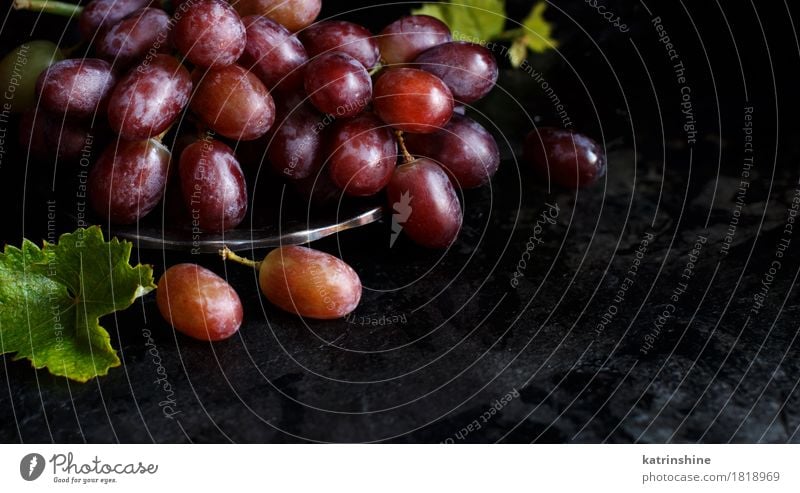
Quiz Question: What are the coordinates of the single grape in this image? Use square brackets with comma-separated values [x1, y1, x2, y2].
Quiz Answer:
[19, 110, 105, 162]
[190, 64, 275, 141]
[96, 8, 171, 68]
[88, 138, 171, 224]
[157, 264, 243, 341]
[404, 114, 500, 189]
[231, 0, 321, 32]
[179, 138, 248, 232]
[327, 113, 397, 196]
[0, 41, 63, 113]
[79, 0, 151, 40]
[413, 42, 498, 104]
[378, 15, 451, 65]
[36, 59, 117, 120]
[173, 0, 246, 68]
[238, 15, 308, 93]
[304, 52, 372, 118]
[523, 128, 606, 188]
[386, 158, 462, 248]
[258, 246, 361, 319]
[373, 68, 453, 134]
[299, 21, 380, 69]
[266, 96, 325, 179]
[108, 54, 192, 140]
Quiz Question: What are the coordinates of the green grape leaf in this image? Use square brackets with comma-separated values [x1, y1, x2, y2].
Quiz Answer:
[0, 227, 155, 382]
[508, 37, 528, 67]
[413, 0, 506, 43]
[520, 2, 558, 53]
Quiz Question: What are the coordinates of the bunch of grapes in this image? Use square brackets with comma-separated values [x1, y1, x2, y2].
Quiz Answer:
[7, 0, 605, 340]
[13, 0, 506, 248]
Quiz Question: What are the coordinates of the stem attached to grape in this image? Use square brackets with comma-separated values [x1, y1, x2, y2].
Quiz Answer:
[368, 63, 383, 77]
[394, 130, 415, 165]
[13, 0, 83, 17]
[220, 246, 261, 270]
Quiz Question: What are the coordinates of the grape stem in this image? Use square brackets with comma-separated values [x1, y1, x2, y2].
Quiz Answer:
[220, 246, 261, 270]
[368, 63, 383, 77]
[394, 130, 415, 164]
[13, 0, 83, 17]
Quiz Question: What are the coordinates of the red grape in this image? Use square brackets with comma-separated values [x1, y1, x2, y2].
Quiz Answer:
[36, 59, 117, 120]
[239, 15, 308, 93]
[157, 264, 243, 341]
[107, 54, 192, 140]
[378, 15, 451, 65]
[258, 246, 361, 319]
[327, 113, 397, 196]
[231, 0, 321, 32]
[386, 158, 462, 248]
[413, 42, 498, 103]
[173, 0, 246, 68]
[96, 8, 171, 68]
[404, 114, 500, 189]
[79, 0, 151, 40]
[304, 52, 372, 117]
[523, 128, 606, 188]
[299, 21, 380, 69]
[190, 64, 275, 141]
[179, 138, 248, 232]
[88, 138, 171, 224]
[373, 68, 453, 133]
[266, 95, 325, 179]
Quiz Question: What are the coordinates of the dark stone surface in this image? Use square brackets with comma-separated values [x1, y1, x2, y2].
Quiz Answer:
[1, 1, 799, 443]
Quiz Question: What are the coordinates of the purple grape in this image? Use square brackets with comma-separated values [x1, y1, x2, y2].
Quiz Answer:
[107, 54, 192, 140]
[378, 15, 451, 65]
[299, 21, 380, 69]
[96, 8, 171, 68]
[190, 64, 275, 141]
[304, 51, 372, 117]
[413, 42, 498, 103]
[327, 113, 397, 196]
[523, 128, 606, 188]
[404, 114, 500, 188]
[266, 94, 325, 179]
[36, 58, 117, 120]
[386, 158, 462, 249]
[239, 15, 308, 93]
[173, 0, 246, 68]
[373, 67, 453, 133]
[79, 0, 151, 40]
[88, 138, 171, 224]
[179, 138, 248, 232]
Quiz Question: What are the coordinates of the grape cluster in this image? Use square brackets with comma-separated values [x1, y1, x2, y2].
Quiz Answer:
[9, 0, 607, 339]
[19, 1, 503, 248]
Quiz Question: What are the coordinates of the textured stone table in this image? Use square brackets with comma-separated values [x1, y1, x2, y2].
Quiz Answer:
[1, 0, 797, 443]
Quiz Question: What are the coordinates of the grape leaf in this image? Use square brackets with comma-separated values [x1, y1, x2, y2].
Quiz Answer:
[508, 37, 528, 68]
[413, 0, 506, 42]
[0, 227, 155, 382]
[520, 2, 558, 54]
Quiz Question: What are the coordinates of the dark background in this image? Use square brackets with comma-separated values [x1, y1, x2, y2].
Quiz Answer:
[1, 0, 799, 442]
